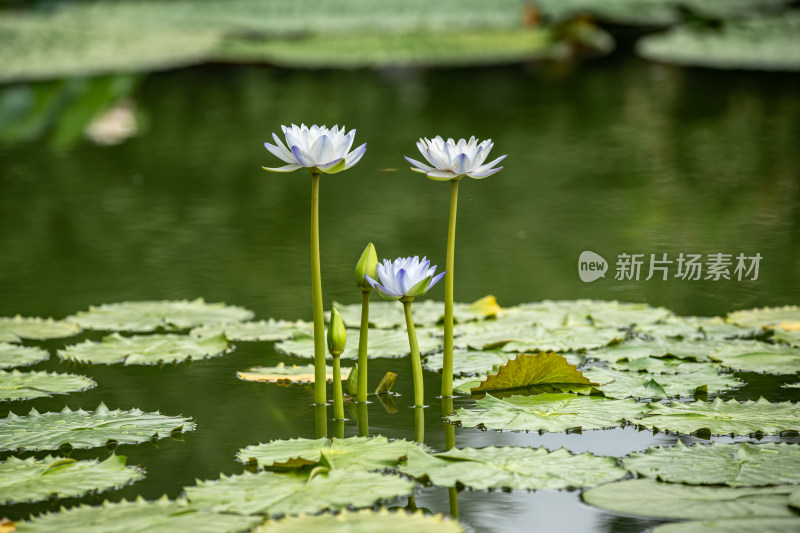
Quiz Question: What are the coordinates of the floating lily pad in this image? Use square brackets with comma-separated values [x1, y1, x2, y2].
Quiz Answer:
[192, 319, 312, 342]
[584, 367, 740, 399]
[510, 299, 672, 328]
[636, 316, 758, 340]
[608, 356, 716, 374]
[470, 352, 594, 394]
[68, 298, 253, 332]
[0, 316, 81, 343]
[0, 369, 96, 401]
[448, 393, 648, 433]
[0, 403, 195, 451]
[399, 446, 625, 490]
[728, 305, 800, 329]
[0, 15, 220, 83]
[0, 343, 49, 369]
[583, 479, 796, 520]
[254, 508, 464, 533]
[328, 298, 496, 329]
[275, 328, 440, 360]
[453, 321, 621, 352]
[237, 363, 350, 384]
[586, 339, 722, 363]
[652, 517, 800, 533]
[237, 436, 424, 470]
[185, 469, 413, 516]
[0, 454, 143, 504]
[774, 327, 800, 347]
[58, 333, 229, 365]
[633, 397, 800, 436]
[423, 350, 513, 376]
[14, 496, 261, 532]
[709, 341, 800, 374]
[624, 441, 800, 487]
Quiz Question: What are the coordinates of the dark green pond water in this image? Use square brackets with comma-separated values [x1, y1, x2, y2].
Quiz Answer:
[1, 50, 799, 532]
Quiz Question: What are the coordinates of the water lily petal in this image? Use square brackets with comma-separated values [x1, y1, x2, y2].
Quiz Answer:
[427, 170, 459, 181]
[291, 145, 316, 168]
[262, 163, 302, 173]
[453, 153, 471, 175]
[467, 166, 503, 179]
[344, 143, 367, 169]
[317, 158, 347, 174]
[404, 156, 434, 172]
[264, 141, 295, 165]
[428, 271, 446, 290]
[272, 133, 296, 162]
[473, 154, 507, 173]
[310, 135, 333, 164]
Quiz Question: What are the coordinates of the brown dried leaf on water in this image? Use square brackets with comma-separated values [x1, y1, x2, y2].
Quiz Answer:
[237, 363, 350, 384]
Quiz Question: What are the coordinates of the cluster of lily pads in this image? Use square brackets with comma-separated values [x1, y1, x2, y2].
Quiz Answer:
[1, 296, 799, 530]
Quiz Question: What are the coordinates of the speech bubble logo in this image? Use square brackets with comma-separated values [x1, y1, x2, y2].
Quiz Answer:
[578, 251, 608, 282]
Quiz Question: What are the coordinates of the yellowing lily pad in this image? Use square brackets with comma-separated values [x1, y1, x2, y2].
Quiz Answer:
[237, 363, 350, 384]
[727, 305, 800, 329]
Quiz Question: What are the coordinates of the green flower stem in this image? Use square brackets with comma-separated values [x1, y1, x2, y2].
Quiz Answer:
[442, 396, 458, 517]
[310, 172, 326, 406]
[403, 301, 425, 408]
[357, 290, 370, 403]
[357, 401, 369, 437]
[414, 406, 425, 443]
[442, 179, 459, 398]
[332, 354, 345, 421]
[314, 403, 327, 438]
[334, 419, 345, 439]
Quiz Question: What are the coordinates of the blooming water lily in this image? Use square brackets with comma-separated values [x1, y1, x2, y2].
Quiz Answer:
[365, 256, 445, 302]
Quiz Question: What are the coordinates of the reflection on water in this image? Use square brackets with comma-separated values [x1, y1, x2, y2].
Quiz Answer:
[0, 53, 799, 532]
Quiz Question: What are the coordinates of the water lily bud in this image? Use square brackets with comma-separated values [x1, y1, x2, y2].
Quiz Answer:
[327, 307, 347, 356]
[354, 243, 378, 292]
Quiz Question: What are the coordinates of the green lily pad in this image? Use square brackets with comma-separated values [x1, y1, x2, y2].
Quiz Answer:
[586, 339, 722, 363]
[508, 299, 673, 328]
[328, 298, 495, 329]
[652, 517, 800, 533]
[709, 341, 800, 374]
[448, 393, 649, 432]
[624, 441, 800, 487]
[253, 508, 464, 533]
[399, 446, 625, 490]
[636, 316, 758, 341]
[774, 327, 800, 347]
[470, 352, 594, 394]
[0, 369, 97, 401]
[237, 363, 349, 384]
[0, 403, 195, 451]
[58, 333, 230, 365]
[14, 496, 262, 533]
[185, 469, 414, 516]
[0, 316, 81, 343]
[633, 397, 800, 436]
[584, 366, 740, 399]
[583, 479, 796, 520]
[608, 356, 716, 374]
[192, 319, 312, 342]
[453, 321, 621, 352]
[638, 15, 800, 72]
[275, 328, 440, 360]
[68, 298, 253, 332]
[423, 349, 514, 376]
[0, 15, 220, 83]
[0, 454, 143, 504]
[0, 343, 49, 369]
[237, 436, 424, 470]
[728, 305, 800, 328]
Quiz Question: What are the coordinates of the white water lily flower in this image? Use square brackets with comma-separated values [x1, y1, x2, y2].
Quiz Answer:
[263, 123, 367, 174]
[365, 256, 445, 302]
[405, 136, 506, 181]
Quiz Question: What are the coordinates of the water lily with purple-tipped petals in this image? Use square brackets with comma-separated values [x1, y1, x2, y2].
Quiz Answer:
[263, 123, 366, 174]
[366, 256, 445, 302]
[405, 136, 506, 181]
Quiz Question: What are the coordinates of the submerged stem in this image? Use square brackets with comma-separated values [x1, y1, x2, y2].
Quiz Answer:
[357, 401, 369, 437]
[314, 403, 327, 438]
[403, 300, 425, 408]
[357, 290, 370, 403]
[332, 354, 345, 421]
[442, 179, 459, 398]
[310, 172, 326, 406]
[414, 405, 425, 444]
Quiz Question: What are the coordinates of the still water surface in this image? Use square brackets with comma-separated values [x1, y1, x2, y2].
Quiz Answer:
[1, 51, 799, 531]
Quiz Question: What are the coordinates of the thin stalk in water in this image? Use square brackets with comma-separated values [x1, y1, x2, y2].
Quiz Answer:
[310, 172, 326, 406]
[403, 301, 425, 408]
[442, 179, 459, 398]
[357, 290, 370, 401]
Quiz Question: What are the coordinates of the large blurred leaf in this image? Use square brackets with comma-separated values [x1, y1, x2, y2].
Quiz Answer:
[237, 436, 424, 470]
[624, 441, 800, 487]
[58, 333, 229, 365]
[13, 496, 261, 533]
[728, 305, 800, 329]
[185, 469, 413, 516]
[254, 508, 463, 533]
[0, 369, 96, 401]
[633, 397, 800, 436]
[192, 319, 312, 342]
[584, 366, 740, 399]
[328, 298, 497, 330]
[470, 352, 594, 394]
[275, 328, 440, 360]
[0, 316, 80, 343]
[68, 299, 253, 332]
[454, 322, 621, 352]
[237, 363, 350, 384]
[774, 326, 800, 347]
[505, 299, 672, 328]
[583, 479, 796, 520]
[399, 446, 624, 490]
[0, 343, 49, 369]
[653, 517, 800, 533]
[586, 338, 723, 363]
[635, 316, 758, 340]
[608, 356, 716, 374]
[448, 393, 648, 432]
[637, 15, 800, 71]
[0, 403, 195, 451]
[709, 341, 800, 374]
[0, 454, 142, 504]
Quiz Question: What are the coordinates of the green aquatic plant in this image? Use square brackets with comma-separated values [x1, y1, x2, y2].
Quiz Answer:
[0, 369, 96, 402]
[263, 124, 367, 408]
[327, 307, 347, 422]
[254, 508, 464, 533]
[354, 243, 378, 403]
[236, 363, 350, 384]
[0, 315, 81, 343]
[0, 343, 50, 369]
[57, 333, 230, 365]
